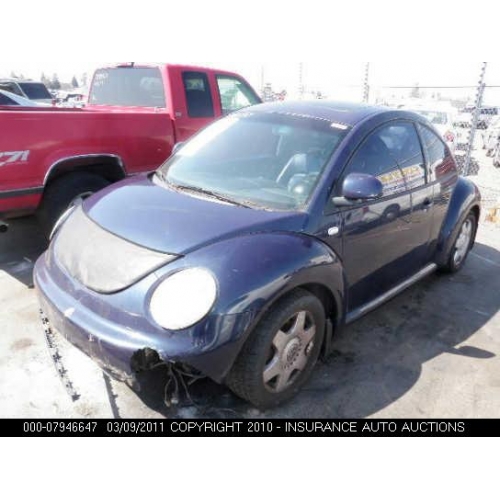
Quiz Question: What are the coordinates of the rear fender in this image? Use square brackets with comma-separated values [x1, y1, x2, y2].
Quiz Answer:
[435, 177, 481, 266]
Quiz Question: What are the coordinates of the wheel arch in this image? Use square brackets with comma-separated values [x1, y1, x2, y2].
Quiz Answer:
[435, 177, 481, 266]
[215, 268, 345, 382]
[43, 154, 127, 187]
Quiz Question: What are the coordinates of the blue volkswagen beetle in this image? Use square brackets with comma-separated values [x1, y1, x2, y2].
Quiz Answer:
[34, 101, 481, 408]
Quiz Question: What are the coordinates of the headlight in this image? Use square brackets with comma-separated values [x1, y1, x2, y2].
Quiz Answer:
[149, 268, 217, 330]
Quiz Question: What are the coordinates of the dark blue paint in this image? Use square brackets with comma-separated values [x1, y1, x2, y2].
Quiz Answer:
[34, 101, 481, 385]
[341, 173, 384, 200]
[84, 174, 308, 254]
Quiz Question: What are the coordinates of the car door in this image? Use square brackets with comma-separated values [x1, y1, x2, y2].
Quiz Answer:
[395, 121, 434, 272]
[417, 124, 459, 257]
[321, 121, 420, 312]
[173, 70, 216, 142]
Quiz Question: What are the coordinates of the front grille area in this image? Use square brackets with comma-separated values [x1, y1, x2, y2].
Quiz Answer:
[54, 206, 176, 294]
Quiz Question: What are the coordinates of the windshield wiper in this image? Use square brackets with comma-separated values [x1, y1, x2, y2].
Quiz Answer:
[170, 183, 255, 208]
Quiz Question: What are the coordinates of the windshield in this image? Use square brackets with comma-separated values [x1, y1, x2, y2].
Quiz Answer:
[89, 67, 166, 107]
[18, 82, 52, 100]
[158, 112, 348, 211]
[414, 110, 448, 125]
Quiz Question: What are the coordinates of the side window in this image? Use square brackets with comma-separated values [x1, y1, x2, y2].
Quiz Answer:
[378, 122, 425, 190]
[182, 72, 214, 118]
[418, 125, 456, 179]
[216, 75, 260, 115]
[341, 122, 424, 197]
[0, 92, 17, 105]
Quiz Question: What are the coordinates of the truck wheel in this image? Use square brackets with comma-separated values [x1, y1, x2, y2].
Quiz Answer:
[38, 172, 110, 237]
[226, 290, 325, 409]
[441, 212, 477, 273]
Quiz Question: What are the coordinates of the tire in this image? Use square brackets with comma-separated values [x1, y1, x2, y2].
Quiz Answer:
[441, 212, 477, 273]
[38, 172, 110, 237]
[227, 290, 325, 409]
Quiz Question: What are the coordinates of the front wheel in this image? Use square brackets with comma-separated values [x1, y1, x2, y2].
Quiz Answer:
[227, 290, 325, 409]
[441, 212, 477, 273]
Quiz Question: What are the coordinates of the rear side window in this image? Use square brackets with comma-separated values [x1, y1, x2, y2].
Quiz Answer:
[216, 75, 260, 115]
[0, 92, 17, 105]
[89, 67, 166, 107]
[418, 125, 456, 179]
[182, 71, 214, 118]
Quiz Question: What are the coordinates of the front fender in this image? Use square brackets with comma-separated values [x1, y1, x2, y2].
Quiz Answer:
[154, 232, 345, 381]
[435, 176, 481, 266]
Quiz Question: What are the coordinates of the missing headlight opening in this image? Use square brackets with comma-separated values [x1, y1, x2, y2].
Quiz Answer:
[131, 348, 206, 407]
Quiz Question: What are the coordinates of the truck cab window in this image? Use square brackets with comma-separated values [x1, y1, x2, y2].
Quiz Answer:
[182, 72, 214, 118]
[89, 67, 166, 107]
[217, 75, 260, 115]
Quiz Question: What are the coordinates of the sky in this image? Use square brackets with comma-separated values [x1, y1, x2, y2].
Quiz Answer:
[1, 0, 499, 103]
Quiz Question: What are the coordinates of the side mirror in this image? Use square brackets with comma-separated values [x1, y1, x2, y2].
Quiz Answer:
[172, 142, 185, 155]
[333, 173, 384, 207]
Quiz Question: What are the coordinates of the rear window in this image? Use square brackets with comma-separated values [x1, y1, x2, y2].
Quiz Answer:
[18, 82, 52, 100]
[89, 67, 166, 107]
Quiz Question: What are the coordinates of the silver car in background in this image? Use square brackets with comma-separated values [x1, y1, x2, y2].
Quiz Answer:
[0, 89, 44, 106]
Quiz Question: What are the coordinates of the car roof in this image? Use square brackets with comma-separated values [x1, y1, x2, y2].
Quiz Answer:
[240, 100, 400, 128]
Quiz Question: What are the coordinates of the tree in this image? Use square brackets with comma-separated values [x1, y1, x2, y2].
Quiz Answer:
[50, 73, 61, 90]
[71, 76, 79, 88]
[10, 71, 18, 79]
[41, 73, 50, 86]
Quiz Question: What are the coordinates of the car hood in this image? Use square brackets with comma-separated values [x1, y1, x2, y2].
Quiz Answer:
[83, 174, 308, 255]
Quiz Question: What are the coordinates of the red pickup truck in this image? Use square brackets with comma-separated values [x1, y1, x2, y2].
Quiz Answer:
[0, 63, 261, 234]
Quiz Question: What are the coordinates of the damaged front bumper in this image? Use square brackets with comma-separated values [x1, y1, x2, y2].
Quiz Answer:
[34, 255, 258, 387]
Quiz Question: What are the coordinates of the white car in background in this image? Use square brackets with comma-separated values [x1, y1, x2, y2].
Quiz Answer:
[0, 89, 44, 107]
[409, 108, 458, 152]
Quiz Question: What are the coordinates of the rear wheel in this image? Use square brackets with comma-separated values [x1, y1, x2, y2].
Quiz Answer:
[38, 172, 110, 237]
[441, 212, 477, 273]
[227, 290, 325, 409]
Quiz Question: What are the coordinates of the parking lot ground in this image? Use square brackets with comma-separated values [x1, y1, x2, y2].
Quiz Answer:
[0, 215, 498, 420]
